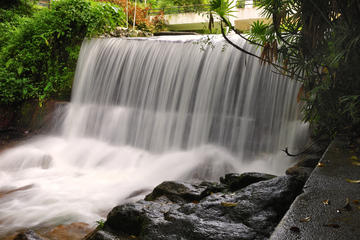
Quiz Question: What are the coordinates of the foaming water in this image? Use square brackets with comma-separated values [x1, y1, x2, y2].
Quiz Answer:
[0, 35, 308, 235]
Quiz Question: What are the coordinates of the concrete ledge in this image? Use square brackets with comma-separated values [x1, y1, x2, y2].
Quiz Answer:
[270, 138, 360, 240]
[162, 8, 269, 31]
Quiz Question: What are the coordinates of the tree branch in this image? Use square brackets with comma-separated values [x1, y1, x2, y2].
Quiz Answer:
[281, 147, 299, 157]
[220, 22, 287, 73]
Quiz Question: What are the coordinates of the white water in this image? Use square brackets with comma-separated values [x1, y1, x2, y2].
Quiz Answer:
[0, 35, 308, 235]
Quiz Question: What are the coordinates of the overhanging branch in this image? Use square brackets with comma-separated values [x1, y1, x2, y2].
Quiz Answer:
[220, 22, 287, 72]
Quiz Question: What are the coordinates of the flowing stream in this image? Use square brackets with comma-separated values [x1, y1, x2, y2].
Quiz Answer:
[0, 35, 308, 235]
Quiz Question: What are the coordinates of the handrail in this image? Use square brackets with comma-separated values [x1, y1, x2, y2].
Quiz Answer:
[148, 4, 211, 15]
[148, 2, 258, 15]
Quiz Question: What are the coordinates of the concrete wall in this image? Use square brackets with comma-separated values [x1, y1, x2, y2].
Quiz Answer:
[161, 7, 268, 32]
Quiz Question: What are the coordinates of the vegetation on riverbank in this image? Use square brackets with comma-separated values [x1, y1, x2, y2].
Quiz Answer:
[0, 0, 126, 105]
[210, 0, 360, 138]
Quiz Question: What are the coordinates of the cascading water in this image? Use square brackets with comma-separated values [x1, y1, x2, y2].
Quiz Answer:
[0, 35, 308, 235]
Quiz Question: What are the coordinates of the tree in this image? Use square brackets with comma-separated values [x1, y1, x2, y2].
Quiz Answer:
[210, 0, 360, 138]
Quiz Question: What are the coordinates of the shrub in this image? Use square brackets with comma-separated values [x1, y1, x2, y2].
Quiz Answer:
[0, 0, 126, 104]
[94, 0, 152, 30]
[151, 12, 167, 31]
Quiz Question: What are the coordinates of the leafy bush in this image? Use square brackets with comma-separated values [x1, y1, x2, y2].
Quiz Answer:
[0, 0, 126, 104]
[94, 0, 152, 30]
[0, 0, 36, 47]
[151, 12, 167, 31]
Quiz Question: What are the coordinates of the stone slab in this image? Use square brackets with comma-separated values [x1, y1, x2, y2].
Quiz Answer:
[270, 138, 360, 240]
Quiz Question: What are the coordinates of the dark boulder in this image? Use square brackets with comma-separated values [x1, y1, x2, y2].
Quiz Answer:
[144, 181, 208, 203]
[105, 196, 178, 236]
[95, 174, 304, 240]
[220, 172, 276, 191]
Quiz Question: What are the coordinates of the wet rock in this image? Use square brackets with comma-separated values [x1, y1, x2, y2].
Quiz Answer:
[42, 222, 93, 240]
[145, 181, 207, 203]
[243, 209, 279, 235]
[105, 197, 177, 236]
[84, 230, 121, 240]
[144, 216, 259, 240]
[0, 100, 58, 151]
[4, 222, 93, 240]
[294, 156, 320, 168]
[13, 230, 44, 240]
[94, 175, 304, 240]
[285, 155, 320, 181]
[105, 199, 258, 240]
[192, 176, 303, 224]
[220, 172, 276, 191]
[198, 181, 228, 198]
[286, 166, 313, 181]
[108, 27, 153, 38]
[109, 27, 127, 37]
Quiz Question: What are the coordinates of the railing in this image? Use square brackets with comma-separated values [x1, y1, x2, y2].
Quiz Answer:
[148, 1, 258, 16]
[148, 4, 211, 15]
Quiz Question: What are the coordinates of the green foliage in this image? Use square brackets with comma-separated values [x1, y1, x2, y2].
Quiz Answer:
[248, 20, 274, 43]
[209, 0, 235, 26]
[0, 0, 126, 104]
[0, 0, 36, 47]
[96, 219, 105, 229]
[340, 95, 360, 126]
[211, 0, 360, 137]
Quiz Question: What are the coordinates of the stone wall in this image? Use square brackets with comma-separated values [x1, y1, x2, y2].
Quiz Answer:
[0, 100, 62, 148]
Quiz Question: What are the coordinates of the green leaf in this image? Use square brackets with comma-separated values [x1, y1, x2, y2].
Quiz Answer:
[5, 59, 12, 68]
[17, 66, 23, 75]
[210, 0, 236, 22]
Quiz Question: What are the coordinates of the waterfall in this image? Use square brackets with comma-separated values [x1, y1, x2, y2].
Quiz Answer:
[0, 35, 308, 235]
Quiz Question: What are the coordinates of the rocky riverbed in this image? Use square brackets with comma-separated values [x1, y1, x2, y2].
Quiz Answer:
[3, 223, 93, 240]
[1, 135, 326, 240]
[84, 173, 307, 240]
[81, 143, 325, 240]
[2, 151, 324, 240]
